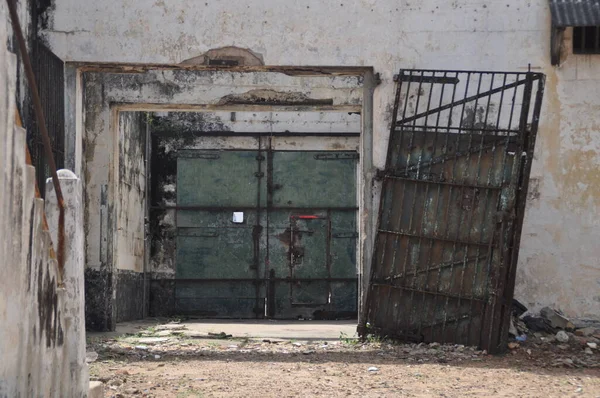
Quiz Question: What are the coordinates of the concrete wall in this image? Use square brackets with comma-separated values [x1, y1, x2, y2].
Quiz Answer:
[114, 112, 147, 322]
[0, 4, 88, 395]
[116, 112, 147, 273]
[42, 0, 600, 320]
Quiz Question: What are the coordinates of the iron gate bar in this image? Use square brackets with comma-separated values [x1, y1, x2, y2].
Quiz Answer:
[370, 283, 486, 303]
[398, 74, 460, 84]
[494, 72, 539, 349]
[502, 74, 546, 351]
[383, 175, 504, 190]
[365, 68, 544, 352]
[483, 73, 525, 351]
[389, 253, 490, 278]
[395, 126, 520, 134]
[377, 69, 417, 336]
[396, 76, 531, 126]
[377, 229, 491, 247]
[395, 138, 518, 175]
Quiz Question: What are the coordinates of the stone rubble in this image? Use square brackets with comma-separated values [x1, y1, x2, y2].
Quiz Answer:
[507, 302, 600, 368]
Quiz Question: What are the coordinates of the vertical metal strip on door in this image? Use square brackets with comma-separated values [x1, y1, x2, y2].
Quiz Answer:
[363, 69, 544, 353]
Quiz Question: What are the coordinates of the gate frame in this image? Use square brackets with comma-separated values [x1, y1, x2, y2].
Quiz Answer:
[361, 68, 545, 353]
[64, 64, 377, 329]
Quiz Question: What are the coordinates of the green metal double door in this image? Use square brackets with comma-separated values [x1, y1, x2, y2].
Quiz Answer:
[175, 148, 358, 319]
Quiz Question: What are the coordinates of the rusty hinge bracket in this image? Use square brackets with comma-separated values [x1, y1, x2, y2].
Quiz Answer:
[374, 72, 382, 86]
[374, 168, 387, 181]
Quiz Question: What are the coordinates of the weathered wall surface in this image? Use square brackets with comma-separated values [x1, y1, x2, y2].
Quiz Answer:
[114, 112, 147, 322]
[43, 0, 600, 319]
[117, 112, 147, 273]
[0, 5, 88, 395]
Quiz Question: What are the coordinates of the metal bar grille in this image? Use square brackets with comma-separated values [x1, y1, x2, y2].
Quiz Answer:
[28, 41, 65, 197]
[573, 26, 600, 54]
[363, 69, 544, 354]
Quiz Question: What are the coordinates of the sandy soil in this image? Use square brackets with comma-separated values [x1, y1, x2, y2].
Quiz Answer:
[88, 326, 600, 398]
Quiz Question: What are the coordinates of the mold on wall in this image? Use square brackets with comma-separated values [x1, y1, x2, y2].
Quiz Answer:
[116, 111, 147, 273]
[84, 268, 113, 330]
[115, 270, 144, 322]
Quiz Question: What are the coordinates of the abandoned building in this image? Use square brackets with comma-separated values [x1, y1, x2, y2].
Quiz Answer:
[2, 0, 600, 394]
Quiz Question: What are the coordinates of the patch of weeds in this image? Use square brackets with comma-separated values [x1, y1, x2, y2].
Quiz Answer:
[169, 315, 186, 323]
[359, 322, 386, 344]
[364, 333, 385, 344]
[339, 332, 359, 345]
[116, 334, 135, 342]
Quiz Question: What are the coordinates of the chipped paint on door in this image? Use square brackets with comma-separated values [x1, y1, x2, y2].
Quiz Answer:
[174, 145, 358, 319]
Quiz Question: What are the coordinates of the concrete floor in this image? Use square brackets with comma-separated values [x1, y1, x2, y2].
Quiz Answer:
[89, 319, 358, 341]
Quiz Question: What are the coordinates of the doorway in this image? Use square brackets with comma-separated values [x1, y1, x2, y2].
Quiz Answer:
[147, 111, 361, 320]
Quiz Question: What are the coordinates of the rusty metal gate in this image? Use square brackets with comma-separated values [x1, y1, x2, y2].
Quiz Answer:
[362, 69, 544, 353]
[172, 136, 358, 319]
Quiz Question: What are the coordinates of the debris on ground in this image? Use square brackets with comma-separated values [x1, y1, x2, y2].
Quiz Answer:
[87, 319, 600, 397]
[556, 330, 570, 343]
[540, 307, 575, 331]
[85, 351, 98, 364]
[506, 301, 600, 369]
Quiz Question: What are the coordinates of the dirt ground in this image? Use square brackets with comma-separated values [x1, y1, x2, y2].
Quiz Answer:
[88, 321, 600, 398]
